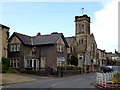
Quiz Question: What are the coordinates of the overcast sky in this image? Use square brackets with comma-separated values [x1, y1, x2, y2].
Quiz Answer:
[0, 0, 119, 53]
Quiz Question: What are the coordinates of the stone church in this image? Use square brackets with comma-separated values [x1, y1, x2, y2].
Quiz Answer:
[66, 14, 99, 73]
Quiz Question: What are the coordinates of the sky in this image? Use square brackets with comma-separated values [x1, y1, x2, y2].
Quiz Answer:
[0, 0, 119, 53]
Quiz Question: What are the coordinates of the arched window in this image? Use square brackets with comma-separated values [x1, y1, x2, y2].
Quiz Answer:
[82, 24, 84, 32]
[81, 39, 83, 44]
[79, 40, 80, 44]
[79, 24, 81, 33]
[85, 22, 88, 32]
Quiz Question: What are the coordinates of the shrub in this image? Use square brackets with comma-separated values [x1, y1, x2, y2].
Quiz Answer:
[71, 54, 78, 66]
[113, 73, 120, 83]
[78, 66, 83, 70]
[2, 57, 10, 70]
[66, 65, 77, 70]
[61, 66, 66, 70]
[2, 57, 12, 73]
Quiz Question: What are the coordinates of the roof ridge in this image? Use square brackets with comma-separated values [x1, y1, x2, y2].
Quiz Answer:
[32, 33, 62, 37]
[15, 32, 31, 37]
[65, 36, 75, 38]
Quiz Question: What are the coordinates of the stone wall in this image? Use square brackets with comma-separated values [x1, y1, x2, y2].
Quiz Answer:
[0, 27, 2, 63]
[0, 25, 9, 62]
[2, 28, 9, 58]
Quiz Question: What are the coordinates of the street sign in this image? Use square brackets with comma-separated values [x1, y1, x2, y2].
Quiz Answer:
[61, 57, 64, 59]
[57, 57, 65, 61]
[85, 56, 87, 61]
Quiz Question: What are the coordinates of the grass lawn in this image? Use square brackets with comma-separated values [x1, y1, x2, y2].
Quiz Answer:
[1, 73, 37, 85]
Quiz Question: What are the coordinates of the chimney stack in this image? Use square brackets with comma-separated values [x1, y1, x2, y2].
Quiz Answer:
[51, 32, 58, 34]
[36, 32, 41, 36]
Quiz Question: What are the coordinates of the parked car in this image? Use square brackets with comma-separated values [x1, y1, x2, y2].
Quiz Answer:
[103, 66, 113, 73]
[103, 66, 120, 73]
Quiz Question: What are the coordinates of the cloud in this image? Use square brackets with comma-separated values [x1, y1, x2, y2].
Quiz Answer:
[91, 0, 118, 53]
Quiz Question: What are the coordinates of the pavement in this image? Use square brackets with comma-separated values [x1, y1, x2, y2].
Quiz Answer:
[2, 72, 97, 88]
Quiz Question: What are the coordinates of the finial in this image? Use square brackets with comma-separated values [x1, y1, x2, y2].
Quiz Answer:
[81, 8, 84, 15]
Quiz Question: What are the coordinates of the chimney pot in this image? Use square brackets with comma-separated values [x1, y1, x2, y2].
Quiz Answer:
[36, 32, 41, 36]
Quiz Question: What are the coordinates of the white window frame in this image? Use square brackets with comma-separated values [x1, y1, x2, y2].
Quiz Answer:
[41, 58, 45, 69]
[14, 44, 17, 52]
[17, 44, 20, 51]
[57, 43, 60, 52]
[10, 44, 14, 52]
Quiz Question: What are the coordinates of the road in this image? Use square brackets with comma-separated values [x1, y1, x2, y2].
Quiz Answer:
[2, 72, 97, 89]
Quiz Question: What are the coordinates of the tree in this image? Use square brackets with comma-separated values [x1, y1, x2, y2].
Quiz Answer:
[70, 54, 78, 66]
[2, 57, 10, 70]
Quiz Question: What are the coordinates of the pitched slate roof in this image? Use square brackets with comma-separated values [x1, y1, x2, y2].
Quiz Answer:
[65, 37, 75, 43]
[65, 37, 72, 43]
[33, 34, 62, 45]
[14, 32, 32, 45]
[10, 32, 68, 47]
[106, 52, 120, 57]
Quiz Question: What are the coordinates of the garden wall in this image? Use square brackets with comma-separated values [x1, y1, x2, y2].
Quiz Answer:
[61, 70, 81, 77]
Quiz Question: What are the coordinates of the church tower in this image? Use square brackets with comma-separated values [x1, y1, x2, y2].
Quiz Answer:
[75, 14, 91, 53]
[75, 14, 90, 35]
[75, 14, 91, 71]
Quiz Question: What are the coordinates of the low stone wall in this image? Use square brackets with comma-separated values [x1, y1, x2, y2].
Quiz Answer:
[61, 70, 81, 77]
[20, 70, 46, 76]
[20, 70, 82, 77]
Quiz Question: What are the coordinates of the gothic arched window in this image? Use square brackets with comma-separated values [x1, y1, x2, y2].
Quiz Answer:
[79, 24, 81, 33]
[82, 24, 84, 32]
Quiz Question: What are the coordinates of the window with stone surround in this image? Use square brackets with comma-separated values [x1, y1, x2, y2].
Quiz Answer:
[14, 44, 17, 51]
[82, 24, 84, 32]
[17, 44, 20, 51]
[92, 43, 95, 58]
[10, 44, 14, 52]
[10, 43, 20, 52]
[81, 39, 83, 44]
[41, 57, 46, 69]
[10, 59, 20, 68]
[57, 44, 64, 52]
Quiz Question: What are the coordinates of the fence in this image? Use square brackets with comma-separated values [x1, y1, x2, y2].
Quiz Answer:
[96, 71, 118, 85]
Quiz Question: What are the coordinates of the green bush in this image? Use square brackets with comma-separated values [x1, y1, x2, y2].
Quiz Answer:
[113, 73, 120, 83]
[71, 54, 78, 66]
[2, 57, 12, 73]
[61, 66, 66, 70]
[78, 66, 83, 70]
[66, 65, 77, 70]
[2, 57, 10, 70]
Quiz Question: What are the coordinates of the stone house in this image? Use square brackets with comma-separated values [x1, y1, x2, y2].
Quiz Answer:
[65, 36, 77, 65]
[106, 49, 120, 65]
[8, 32, 68, 71]
[97, 49, 107, 70]
[0, 24, 10, 62]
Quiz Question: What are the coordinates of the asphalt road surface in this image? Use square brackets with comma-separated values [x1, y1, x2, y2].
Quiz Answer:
[2, 72, 97, 89]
